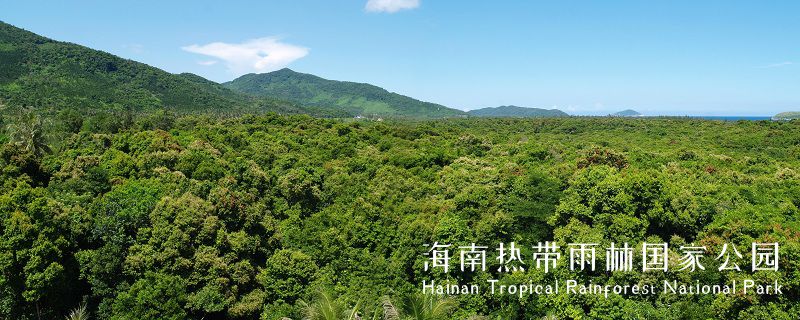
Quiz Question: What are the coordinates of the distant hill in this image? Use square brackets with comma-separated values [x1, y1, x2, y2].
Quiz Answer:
[611, 109, 642, 117]
[0, 21, 335, 115]
[224, 68, 466, 118]
[773, 111, 800, 120]
[467, 105, 568, 118]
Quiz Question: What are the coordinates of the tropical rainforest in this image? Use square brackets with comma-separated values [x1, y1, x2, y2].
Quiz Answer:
[2, 107, 799, 319]
[1, 20, 799, 320]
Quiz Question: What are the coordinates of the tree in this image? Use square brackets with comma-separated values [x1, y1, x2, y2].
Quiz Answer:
[298, 289, 361, 320]
[65, 303, 89, 320]
[258, 249, 318, 303]
[4, 107, 51, 158]
[398, 293, 457, 320]
[110, 272, 188, 320]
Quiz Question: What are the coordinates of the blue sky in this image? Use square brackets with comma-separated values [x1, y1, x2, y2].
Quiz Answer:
[2, 0, 799, 115]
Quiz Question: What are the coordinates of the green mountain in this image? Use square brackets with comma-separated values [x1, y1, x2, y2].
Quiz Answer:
[773, 111, 800, 120]
[224, 68, 466, 118]
[0, 21, 337, 115]
[467, 105, 568, 118]
[611, 109, 642, 117]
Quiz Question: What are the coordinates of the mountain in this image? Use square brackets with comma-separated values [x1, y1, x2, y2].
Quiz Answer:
[773, 111, 800, 120]
[224, 68, 466, 118]
[0, 21, 335, 115]
[611, 109, 642, 117]
[467, 105, 568, 118]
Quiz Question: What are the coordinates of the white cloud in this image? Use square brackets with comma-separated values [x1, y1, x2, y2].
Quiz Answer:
[760, 61, 794, 68]
[182, 37, 309, 75]
[365, 0, 420, 13]
[197, 60, 218, 66]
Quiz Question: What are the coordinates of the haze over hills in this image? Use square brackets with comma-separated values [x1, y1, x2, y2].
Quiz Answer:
[467, 105, 568, 118]
[611, 109, 642, 117]
[224, 68, 466, 119]
[773, 111, 800, 120]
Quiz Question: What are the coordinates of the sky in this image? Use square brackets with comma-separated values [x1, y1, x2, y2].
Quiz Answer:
[2, 0, 799, 116]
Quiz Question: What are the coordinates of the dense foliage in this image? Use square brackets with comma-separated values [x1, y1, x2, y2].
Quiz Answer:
[1, 110, 798, 319]
[224, 68, 466, 119]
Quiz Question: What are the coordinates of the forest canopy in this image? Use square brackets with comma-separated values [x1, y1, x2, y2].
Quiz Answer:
[1, 110, 798, 319]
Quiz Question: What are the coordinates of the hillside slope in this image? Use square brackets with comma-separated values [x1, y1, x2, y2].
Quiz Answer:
[225, 68, 466, 118]
[467, 105, 568, 118]
[0, 21, 332, 115]
[611, 109, 642, 117]
[773, 111, 800, 120]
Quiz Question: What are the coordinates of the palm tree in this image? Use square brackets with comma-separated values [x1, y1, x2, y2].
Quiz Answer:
[295, 290, 458, 320]
[377, 296, 399, 320]
[4, 107, 51, 158]
[299, 289, 363, 320]
[399, 293, 457, 320]
[65, 303, 89, 320]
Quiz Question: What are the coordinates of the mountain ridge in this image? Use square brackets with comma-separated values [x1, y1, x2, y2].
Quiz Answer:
[0, 21, 347, 117]
[773, 111, 800, 120]
[611, 109, 642, 117]
[467, 105, 568, 118]
[224, 68, 466, 118]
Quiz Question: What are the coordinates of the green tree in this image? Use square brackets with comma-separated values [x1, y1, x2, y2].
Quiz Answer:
[65, 303, 89, 320]
[298, 289, 362, 320]
[258, 249, 319, 303]
[110, 272, 188, 320]
[398, 294, 457, 320]
[4, 107, 51, 158]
